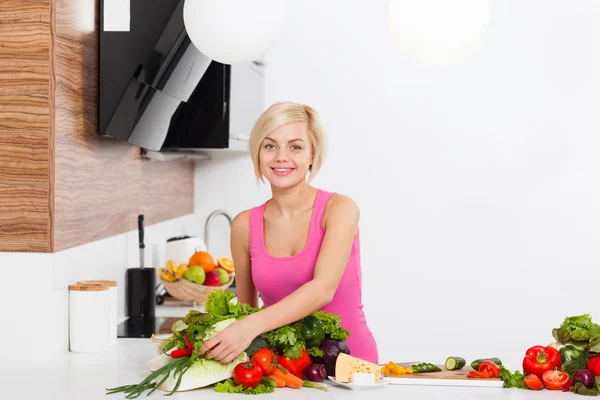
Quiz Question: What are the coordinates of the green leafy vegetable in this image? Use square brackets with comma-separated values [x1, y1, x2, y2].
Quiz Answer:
[214, 378, 274, 394]
[499, 366, 528, 389]
[262, 325, 304, 358]
[310, 311, 350, 340]
[560, 345, 591, 376]
[570, 376, 600, 396]
[552, 314, 600, 353]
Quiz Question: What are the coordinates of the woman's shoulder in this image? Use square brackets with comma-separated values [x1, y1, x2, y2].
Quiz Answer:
[321, 191, 360, 227]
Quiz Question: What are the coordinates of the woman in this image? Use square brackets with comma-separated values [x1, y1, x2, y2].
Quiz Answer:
[198, 101, 379, 364]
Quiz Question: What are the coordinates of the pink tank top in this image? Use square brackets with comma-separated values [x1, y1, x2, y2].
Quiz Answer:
[249, 189, 379, 364]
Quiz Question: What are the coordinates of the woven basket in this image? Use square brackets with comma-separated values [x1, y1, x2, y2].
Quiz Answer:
[160, 274, 235, 304]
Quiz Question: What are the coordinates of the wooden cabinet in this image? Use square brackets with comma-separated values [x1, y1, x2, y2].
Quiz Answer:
[0, 0, 194, 252]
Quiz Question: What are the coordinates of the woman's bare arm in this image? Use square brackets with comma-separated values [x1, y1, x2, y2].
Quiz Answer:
[230, 210, 258, 308]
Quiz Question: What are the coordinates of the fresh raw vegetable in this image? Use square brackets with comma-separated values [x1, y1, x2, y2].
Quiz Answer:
[251, 348, 278, 376]
[232, 361, 263, 389]
[467, 371, 496, 379]
[245, 337, 274, 358]
[524, 374, 544, 390]
[303, 363, 327, 383]
[572, 369, 595, 389]
[522, 345, 562, 380]
[559, 345, 590, 376]
[268, 374, 286, 388]
[382, 361, 413, 376]
[277, 349, 312, 379]
[310, 337, 350, 377]
[260, 376, 276, 389]
[498, 366, 528, 389]
[301, 316, 326, 348]
[271, 367, 303, 388]
[588, 355, 600, 376]
[552, 314, 600, 353]
[445, 357, 465, 371]
[570, 376, 600, 396]
[106, 290, 350, 397]
[470, 358, 503, 371]
[412, 363, 442, 373]
[541, 370, 570, 390]
[478, 361, 500, 378]
[214, 378, 274, 394]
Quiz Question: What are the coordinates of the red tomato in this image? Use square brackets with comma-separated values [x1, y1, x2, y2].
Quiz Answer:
[588, 355, 600, 376]
[524, 374, 544, 390]
[541, 370, 569, 390]
[251, 348, 277, 375]
[478, 361, 501, 378]
[232, 361, 263, 388]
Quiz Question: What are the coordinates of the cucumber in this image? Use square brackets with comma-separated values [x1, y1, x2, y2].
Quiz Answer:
[412, 362, 442, 373]
[445, 357, 466, 371]
[260, 377, 276, 388]
[470, 358, 502, 371]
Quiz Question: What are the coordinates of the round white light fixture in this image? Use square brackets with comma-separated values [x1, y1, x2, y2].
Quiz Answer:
[183, 0, 285, 65]
[388, 0, 491, 66]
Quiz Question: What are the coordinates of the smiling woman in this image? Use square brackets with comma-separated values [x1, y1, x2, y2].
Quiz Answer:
[197, 101, 379, 365]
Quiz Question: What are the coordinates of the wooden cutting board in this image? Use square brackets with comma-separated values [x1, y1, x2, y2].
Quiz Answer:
[383, 364, 503, 388]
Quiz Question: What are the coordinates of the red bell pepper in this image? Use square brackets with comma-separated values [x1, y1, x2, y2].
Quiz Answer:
[587, 355, 600, 376]
[277, 350, 311, 379]
[522, 345, 561, 380]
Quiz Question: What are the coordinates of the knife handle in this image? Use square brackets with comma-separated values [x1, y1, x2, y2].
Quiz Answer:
[138, 215, 145, 249]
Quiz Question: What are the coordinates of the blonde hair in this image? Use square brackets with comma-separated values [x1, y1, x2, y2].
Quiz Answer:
[249, 101, 327, 184]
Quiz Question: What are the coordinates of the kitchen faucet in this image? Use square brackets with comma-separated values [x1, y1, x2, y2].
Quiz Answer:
[204, 209, 232, 251]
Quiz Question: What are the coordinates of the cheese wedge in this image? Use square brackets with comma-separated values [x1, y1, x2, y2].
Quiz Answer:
[335, 353, 382, 383]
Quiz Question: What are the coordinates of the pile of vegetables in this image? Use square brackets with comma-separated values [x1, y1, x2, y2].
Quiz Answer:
[106, 290, 351, 397]
[500, 314, 600, 396]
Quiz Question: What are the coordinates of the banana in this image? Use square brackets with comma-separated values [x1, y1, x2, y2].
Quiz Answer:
[159, 267, 179, 282]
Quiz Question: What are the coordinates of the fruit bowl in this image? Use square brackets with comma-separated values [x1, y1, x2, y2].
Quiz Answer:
[159, 274, 235, 304]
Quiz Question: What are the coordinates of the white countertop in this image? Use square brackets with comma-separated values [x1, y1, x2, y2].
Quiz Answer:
[2, 338, 576, 400]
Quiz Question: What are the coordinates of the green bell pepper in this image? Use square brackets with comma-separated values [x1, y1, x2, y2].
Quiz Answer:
[301, 316, 326, 348]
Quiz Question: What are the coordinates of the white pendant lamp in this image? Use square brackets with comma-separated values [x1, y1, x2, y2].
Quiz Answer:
[183, 0, 285, 65]
[388, 0, 491, 66]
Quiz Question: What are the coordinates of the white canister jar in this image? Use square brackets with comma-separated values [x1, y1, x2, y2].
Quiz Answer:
[79, 280, 118, 346]
[69, 283, 110, 353]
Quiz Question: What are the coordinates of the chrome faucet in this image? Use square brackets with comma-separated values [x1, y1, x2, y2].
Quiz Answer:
[204, 209, 232, 251]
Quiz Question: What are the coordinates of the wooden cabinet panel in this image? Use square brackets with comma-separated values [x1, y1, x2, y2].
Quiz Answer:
[0, 0, 194, 253]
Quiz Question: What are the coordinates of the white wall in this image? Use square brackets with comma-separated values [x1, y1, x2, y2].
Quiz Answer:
[0, 214, 201, 365]
[207, 0, 600, 369]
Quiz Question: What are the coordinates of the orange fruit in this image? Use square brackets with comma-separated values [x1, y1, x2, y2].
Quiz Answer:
[218, 256, 235, 273]
[188, 251, 215, 273]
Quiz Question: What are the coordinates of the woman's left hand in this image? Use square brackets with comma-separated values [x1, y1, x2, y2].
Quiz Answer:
[198, 319, 257, 364]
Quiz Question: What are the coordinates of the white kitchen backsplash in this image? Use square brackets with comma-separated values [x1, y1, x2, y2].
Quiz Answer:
[0, 213, 205, 363]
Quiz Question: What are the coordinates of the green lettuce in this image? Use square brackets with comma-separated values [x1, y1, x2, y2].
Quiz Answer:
[552, 314, 600, 353]
[214, 378, 274, 395]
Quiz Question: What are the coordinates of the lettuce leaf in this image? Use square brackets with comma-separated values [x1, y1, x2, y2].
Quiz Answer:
[214, 379, 274, 394]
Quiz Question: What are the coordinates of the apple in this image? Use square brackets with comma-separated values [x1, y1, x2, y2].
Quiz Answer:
[203, 271, 221, 286]
[184, 265, 205, 285]
[214, 267, 230, 285]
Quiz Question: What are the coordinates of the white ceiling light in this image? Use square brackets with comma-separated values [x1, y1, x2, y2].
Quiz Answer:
[183, 0, 285, 65]
[388, 0, 491, 66]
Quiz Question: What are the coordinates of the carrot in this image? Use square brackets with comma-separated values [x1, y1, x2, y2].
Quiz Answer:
[268, 374, 286, 388]
[272, 367, 303, 388]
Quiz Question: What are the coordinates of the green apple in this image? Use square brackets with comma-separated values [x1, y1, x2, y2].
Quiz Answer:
[184, 265, 206, 285]
[214, 268, 230, 286]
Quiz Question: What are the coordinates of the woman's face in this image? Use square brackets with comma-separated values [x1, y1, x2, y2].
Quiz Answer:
[259, 121, 313, 189]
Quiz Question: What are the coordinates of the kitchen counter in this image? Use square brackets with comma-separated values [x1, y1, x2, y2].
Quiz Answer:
[2, 339, 574, 400]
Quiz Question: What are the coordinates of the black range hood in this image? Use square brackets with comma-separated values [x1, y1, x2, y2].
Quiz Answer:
[99, 0, 261, 157]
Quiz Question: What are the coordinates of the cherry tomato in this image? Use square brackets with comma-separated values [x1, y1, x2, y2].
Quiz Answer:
[478, 361, 501, 378]
[251, 348, 277, 375]
[232, 361, 263, 388]
[524, 374, 544, 390]
[541, 370, 569, 390]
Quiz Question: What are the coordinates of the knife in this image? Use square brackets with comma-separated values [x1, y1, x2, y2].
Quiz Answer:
[138, 215, 145, 269]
